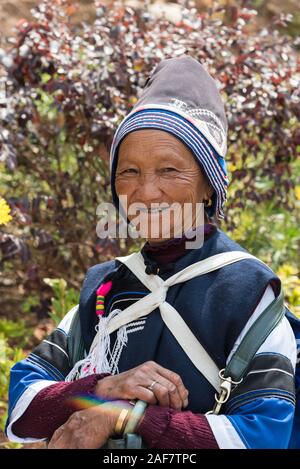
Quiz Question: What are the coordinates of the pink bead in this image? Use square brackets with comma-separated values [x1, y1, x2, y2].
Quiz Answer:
[96, 280, 113, 297]
[96, 310, 105, 317]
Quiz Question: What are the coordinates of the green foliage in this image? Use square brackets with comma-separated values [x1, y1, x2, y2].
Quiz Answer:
[0, 319, 32, 348]
[0, 334, 25, 448]
[276, 264, 300, 317]
[226, 140, 300, 316]
[43, 277, 79, 325]
[21, 295, 40, 314]
[227, 199, 300, 269]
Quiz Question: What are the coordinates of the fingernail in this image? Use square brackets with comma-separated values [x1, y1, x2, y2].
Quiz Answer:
[184, 399, 188, 408]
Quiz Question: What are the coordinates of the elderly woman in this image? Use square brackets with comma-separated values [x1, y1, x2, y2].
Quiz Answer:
[6, 56, 297, 449]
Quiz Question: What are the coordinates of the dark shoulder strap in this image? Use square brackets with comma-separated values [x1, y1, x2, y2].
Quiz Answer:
[225, 288, 285, 382]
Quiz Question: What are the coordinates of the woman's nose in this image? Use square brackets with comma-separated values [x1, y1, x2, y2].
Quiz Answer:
[136, 173, 163, 202]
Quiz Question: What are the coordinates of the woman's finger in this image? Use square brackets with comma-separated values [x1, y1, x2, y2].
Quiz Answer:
[152, 364, 189, 407]
[48, 426, 67, 449]
[147, 374, 183, 410]
[134, 385, 158, 405]
[147, 380, 171, 407]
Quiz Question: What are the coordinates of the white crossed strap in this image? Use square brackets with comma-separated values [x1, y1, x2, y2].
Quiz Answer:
[89, 250, 268, 391]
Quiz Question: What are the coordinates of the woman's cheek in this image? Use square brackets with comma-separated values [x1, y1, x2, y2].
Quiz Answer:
[170, 179, 203, 204]
[115, 179, 130, 197]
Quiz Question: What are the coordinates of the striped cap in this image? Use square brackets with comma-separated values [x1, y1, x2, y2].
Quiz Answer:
[109, 55, 229, 219]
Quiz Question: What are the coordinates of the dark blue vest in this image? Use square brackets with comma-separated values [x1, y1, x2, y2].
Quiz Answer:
[78, 228, 280, 413]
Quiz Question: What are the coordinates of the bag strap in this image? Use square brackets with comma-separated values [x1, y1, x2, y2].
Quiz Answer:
[225, 288, 285, 382]
[207, 289, 286, 415]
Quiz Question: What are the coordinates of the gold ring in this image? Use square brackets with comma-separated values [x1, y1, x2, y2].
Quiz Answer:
[148, 380, 157, 391]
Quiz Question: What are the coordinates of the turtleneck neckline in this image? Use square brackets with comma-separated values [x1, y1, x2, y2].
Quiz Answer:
[142, 223, 217, 269]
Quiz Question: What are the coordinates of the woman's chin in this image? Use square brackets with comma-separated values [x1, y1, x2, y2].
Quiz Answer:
[131, 221, 183, 243]
[128, 212, 186, 242]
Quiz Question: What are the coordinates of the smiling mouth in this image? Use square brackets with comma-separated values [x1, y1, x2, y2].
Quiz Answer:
[138, 206, 170, 213]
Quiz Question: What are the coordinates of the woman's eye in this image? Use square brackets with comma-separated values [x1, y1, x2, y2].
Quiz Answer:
[122, 168, 138, 174]
[161, 167, 177, 173]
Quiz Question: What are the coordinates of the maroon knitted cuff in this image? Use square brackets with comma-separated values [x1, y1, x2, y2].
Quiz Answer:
[12, 373, 110, 440]
[136, 405, 219, 449]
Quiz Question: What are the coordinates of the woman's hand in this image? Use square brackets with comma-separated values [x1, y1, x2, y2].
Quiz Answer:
[95, 361, 189, 410]
[48, 400, 131, 449]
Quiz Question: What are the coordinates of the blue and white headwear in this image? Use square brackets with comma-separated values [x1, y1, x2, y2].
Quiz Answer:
[110, 55, 229, 220]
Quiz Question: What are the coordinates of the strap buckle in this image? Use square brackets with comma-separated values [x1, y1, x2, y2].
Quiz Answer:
[206, 368, 243, 416]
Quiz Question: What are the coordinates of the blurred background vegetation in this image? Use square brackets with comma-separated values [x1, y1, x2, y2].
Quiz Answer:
[0, 0, 299, 448]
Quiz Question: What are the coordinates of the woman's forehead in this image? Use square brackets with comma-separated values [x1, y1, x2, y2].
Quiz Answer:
[118, 129, 192, 161]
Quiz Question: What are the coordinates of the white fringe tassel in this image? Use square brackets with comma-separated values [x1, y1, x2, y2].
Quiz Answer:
[65, 309, 128, 382]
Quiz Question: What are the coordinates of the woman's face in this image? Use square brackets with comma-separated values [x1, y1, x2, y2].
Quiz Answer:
[115, 129, 214, 244]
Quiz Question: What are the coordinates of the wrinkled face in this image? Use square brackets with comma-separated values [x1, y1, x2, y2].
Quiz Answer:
[115, 129, 214, 244]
